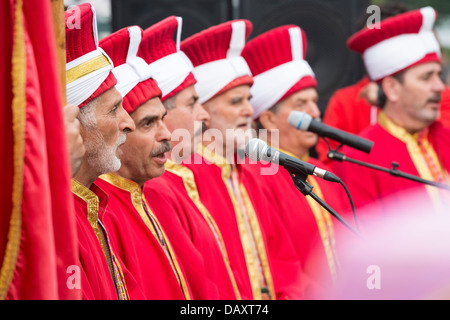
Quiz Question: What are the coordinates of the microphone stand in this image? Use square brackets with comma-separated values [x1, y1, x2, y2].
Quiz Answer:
[288, 171, 362, 237]
[327, 147, 450, 191]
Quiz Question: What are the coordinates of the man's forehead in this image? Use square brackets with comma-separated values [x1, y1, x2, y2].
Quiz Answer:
[209, 85, 251, 104]
[406, 61, 442, 77]
[132, 97, 165, 119]
[177, 86, 198, 102]
[93, 87, 122, 112]
[283, 87, 318, 103]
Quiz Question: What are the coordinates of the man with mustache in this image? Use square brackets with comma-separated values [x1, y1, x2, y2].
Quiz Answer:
[332, 7, 450, 231]
[315, 2, 410, 165]
[65, 4, 137, 299]
[180, 19, 305, 300]
[143, 16, 241, 300]
[94, 25, 193, 300]
[241, 24, 351, 298]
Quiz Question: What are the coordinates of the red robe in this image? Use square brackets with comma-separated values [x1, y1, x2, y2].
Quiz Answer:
[144, 160, 240, 300]
[243, 154, 352, 297]
[438, 86, 450, 129]
[71, 180, 131, 300]
[184, 151, 304, 300]
[316, 76, 378, 165]
[332, 111, 450, 232]
[183, 153, 255, 300]
[1, 0, 79, 299]
[317, 81, 450, 163]
[95, 173, 191, 300]
[239, 162, 305, 300]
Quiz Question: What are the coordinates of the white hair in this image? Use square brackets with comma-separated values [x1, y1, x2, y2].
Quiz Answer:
[78, 98, 124, 175]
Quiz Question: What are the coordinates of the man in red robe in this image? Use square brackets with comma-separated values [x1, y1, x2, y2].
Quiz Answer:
[315, 76, 378, 165]
[315, 3, 410, 165]
[140, 17, 240, 300]
[65, 3, 139, 299]
[95, 24, 192, 300]
[181, 20, 305, 300]
[332, 6, 450, 232]
[183, 152, 258, 300]
[241, 24, 353, 297]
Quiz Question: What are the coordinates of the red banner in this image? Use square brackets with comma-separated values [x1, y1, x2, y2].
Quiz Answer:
[0, 0, 80, 300]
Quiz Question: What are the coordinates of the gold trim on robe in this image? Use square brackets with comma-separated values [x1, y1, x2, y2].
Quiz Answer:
[71, 179, 129, 300]
[165, 160, 242, 299]
[378, 111, 449, 212]
[99, 173, 192, 300]
[71, 179, 102, 240]
[0, 0, 26, 299]
[278, 149, 339, 282]
[200, 145, 276, 300]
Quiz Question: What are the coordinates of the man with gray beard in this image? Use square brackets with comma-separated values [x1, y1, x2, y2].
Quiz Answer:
[65, 3, 137, 300]
[75, 97, 129, 184]
[178, 19, 307, 300]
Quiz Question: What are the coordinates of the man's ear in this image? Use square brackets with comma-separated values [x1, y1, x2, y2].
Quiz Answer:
[381, 76, 402, 103]
[258, 110, 278, 130]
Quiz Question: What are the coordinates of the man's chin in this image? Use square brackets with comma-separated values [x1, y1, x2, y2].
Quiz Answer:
[150, 166, 166, 180]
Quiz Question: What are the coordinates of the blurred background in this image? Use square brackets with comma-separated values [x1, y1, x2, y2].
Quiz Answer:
[63, 0, 450, 115]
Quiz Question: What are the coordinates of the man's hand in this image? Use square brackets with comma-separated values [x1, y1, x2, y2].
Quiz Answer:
[358, 82, 379, 106]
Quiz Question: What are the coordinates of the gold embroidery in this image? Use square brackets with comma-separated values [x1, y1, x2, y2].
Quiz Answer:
[99, 173, 191, 300]
[71, 179, 131, 299]
[71, 179, 102, 243]
[66, 54, 111, 84]
[165, 160, 242, 299]
[200, 145, 275, 300]
[378, 111, 448, 211]
[278, 148, 339, 281]
[239, 184, 276, 300]
[0, 0, 25, 300]
[304, 177, 339, 282]
[111, 255, 130, 300]
[99, 173, 156, 237]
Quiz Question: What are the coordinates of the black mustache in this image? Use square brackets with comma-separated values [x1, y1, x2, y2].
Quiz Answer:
[194, 121, 208, 137]
[150, 141, 171, 156]
[428, 93, 441, 103]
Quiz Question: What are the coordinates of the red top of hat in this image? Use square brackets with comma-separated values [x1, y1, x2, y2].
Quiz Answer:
[181, 20, 253, 67]
[65, 3, 96, 63]
[100, 26, 162, 114]
[348, 8, 437, 53]
[347, 7, 441, 81]
[65, 3, 117, 108]
[140, 16, 196, 101]
[242, 25, 316, 107]
[181, 19, 254, 100]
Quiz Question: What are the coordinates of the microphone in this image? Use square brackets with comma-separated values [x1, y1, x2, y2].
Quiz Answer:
[287, 111, 374, 153]
[245, 138, 341, 183]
